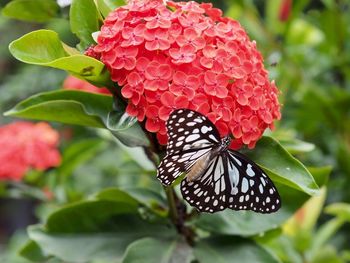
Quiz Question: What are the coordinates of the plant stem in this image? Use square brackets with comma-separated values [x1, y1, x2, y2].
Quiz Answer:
[164, 186, 195, 246]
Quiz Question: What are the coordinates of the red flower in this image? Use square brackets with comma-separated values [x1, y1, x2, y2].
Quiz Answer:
[63, 76, 111, 95]
[0, 122, 61, 181]
[279, 0, 292, 22]
[91, 0, 281, 149]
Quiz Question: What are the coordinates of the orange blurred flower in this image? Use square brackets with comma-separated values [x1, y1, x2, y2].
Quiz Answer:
[0, 122, 61, 181]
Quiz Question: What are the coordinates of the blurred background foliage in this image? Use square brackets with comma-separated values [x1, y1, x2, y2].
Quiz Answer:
[0, 0, 350, 262]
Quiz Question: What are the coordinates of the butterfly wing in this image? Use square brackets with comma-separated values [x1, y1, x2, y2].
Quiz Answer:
[225, 150, 281, 213]
[157, 109, 220, 186]
[180, 154, 228, 213]
[181, 150, 281, 213]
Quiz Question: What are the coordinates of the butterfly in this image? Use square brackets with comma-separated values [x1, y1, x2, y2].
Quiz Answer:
[157, 109, 281, 213]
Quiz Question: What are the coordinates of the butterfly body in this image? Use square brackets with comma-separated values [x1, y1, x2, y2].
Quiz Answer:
[186, 136, 231, 182]
[157, 109, 281, 214]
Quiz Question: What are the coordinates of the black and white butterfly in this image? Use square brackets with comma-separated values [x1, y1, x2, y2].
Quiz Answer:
[157, 109, 281, 214]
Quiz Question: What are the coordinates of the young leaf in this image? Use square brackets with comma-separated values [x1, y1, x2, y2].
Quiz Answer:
[70, 0, 101, 50]
[96, 0, 125, 17]
[9, 30, 110, 85]
[2, 0, 59, 23]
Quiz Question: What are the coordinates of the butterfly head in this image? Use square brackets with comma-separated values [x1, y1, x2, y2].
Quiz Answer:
[220, 136, 231, 150]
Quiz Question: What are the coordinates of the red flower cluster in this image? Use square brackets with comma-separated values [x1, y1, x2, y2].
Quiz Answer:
[92, 0, 281, 148]
[0, 122, 61, 181]
[63, 75, 111, 95]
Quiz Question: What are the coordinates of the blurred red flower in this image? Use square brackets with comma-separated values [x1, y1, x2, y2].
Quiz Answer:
[90, 0, 281, 149]
[279, 0, 292, 22]
[63, 75, 111, 95]
[0, 122, 61, 181]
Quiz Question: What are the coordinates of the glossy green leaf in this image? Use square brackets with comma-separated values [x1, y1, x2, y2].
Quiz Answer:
[122, 238, 176, 263]
[195, 183, 309, 236]
[28, 223, 174, 262]
[4, 90, 112, 128]
[27, 196, 175, 262]
[46, 200, 138, 232]
[2, 0, 59, 23]
[70, 0, 101, 50]
[4, 90, 150, 147]
[96, 0, 125, 17]
[9, 30, 110, 85]
[194, 236, 281, 263]
[107, 110, 150, 147]
[245, 136, 319, 195]
[96, 187, 167, 212]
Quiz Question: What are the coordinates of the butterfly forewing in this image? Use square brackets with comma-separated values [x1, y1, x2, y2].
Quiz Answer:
[157, 109, 221, 186]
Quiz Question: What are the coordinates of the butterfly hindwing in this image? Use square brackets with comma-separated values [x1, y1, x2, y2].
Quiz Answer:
[157, 109, 220, 186]
[225, 150, 281, 213]
[180, 150, 281, 213]
[180, 154, 228, 213]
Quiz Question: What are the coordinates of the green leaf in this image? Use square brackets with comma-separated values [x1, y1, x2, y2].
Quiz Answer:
[245, 136, 319, 196]
[325, 203, 350, 222]
[195, 184, 309, 236]
[27, 198, 175, 262]
[58, 139, 106, 177]
[122, 238, 175, 263]
[2, 0, 59, 23]
[70, 0, 101, 50]
[194, 236, 281, 263]
[19, 240, 48, 262]
[4, 90, 150, 147]
[9, 30, 110, 85]
[28, 224, 172, 262]
[309, 218, 345, 260]
[308, 166, 332, 189]
[46, 200, 138, 233]
[107, 110, 150, 147]
[4, 90, 113, 128]
[96, 0, 125, 17]
[96, 187, 167, 212]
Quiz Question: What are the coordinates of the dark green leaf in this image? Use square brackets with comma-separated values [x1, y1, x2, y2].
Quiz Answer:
[19, 240, 48, 262]
[122, 238, 176, 263]
[245, 136, 319, 195]
[4, 90, 150, 147]
[46, 200, 138, 233]
[2, 0, 59, 23]
[195, 184, 309, 236]
[70, 0, 101, 50]
[194, 236, 281, 263]
[107, 110, 150, 147]
[4, 90, 112, 128]
[28, 224, 172, 262]
[96, 187, 167, 212]
[27, 198, 175, 262]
